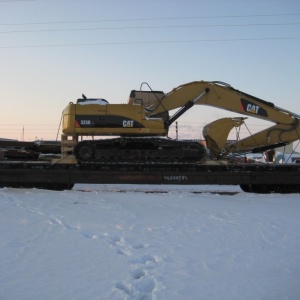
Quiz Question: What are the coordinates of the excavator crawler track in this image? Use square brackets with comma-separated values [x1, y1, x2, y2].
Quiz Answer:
[74, 137, 206, 163]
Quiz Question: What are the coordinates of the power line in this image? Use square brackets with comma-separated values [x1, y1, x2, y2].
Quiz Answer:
[1, 22, 299, 34]
[1, 37, 299, 49]
[0, 13, 299, 26]
[0, 0, 35, 2]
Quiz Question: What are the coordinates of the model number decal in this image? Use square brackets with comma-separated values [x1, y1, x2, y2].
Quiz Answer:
[164, 175, 188, 181]
[80, 120, 92, 125]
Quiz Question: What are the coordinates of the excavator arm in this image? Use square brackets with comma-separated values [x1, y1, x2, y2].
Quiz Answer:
[145, 81, 300, 158]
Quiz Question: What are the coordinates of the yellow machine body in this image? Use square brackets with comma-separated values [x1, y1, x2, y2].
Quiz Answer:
[62, 102, 167, 136]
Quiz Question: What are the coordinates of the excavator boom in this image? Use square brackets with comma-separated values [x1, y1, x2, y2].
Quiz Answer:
[146, 81, 295, 124]
[144, 81, 300, 157]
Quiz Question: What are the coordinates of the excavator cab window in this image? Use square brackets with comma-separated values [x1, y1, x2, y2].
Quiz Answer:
[128, 90, 165, 107]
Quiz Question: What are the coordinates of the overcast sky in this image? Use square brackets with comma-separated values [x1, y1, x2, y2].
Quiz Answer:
[1, 0, 299, 144]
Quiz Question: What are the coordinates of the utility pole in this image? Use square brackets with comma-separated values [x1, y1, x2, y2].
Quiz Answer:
[176, 122, 178, 140]
[21, 126, 24, 141]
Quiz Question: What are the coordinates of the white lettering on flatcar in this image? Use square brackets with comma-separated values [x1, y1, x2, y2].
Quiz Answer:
[164, 175, 188, 181]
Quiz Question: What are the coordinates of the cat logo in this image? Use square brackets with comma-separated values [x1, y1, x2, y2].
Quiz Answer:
[123, 120, 134, 127]
[240, 98, 268, 117]
[246, 104, 260, 114]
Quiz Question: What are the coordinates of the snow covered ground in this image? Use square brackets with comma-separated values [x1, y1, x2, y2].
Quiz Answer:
[1, 184, 300, 300]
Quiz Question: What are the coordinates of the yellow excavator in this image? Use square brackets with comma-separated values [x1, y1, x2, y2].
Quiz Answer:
[62, 81, 300, 162]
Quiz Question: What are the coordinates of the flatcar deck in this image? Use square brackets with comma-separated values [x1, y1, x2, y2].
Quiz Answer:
[1, 161, 300, 193]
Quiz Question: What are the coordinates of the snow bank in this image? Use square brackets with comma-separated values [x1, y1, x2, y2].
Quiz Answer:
[1, 184, 300, 299]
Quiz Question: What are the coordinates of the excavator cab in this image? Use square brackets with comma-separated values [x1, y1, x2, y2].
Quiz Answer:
[128, 90, 165, 107]
[128, 90, 170, 124]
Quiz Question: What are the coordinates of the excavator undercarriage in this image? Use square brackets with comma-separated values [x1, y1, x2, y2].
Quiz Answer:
[74, 137, 206, 163]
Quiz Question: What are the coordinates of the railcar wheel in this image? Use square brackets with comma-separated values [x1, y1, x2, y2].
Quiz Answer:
[249, 184, 271, 194]
[239, 185, 252, 193]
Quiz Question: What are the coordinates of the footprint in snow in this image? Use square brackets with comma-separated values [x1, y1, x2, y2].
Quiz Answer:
[114, 242, 151, 257]
[132, 242, 147, 249]
[49, 217, 63, 225]
[116, 248, 132, 256]
[108, 235, 132, 256]
[115, 281, 133, 296]
[132, 268, 146, 280]
[130, 254, 159, 266]
[82, 232, 99, 239]
[113, 240, 160, 299]
[48, 217, 99, 240]
[109, 235, 126, 246]
[115, 276, 156, 299]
